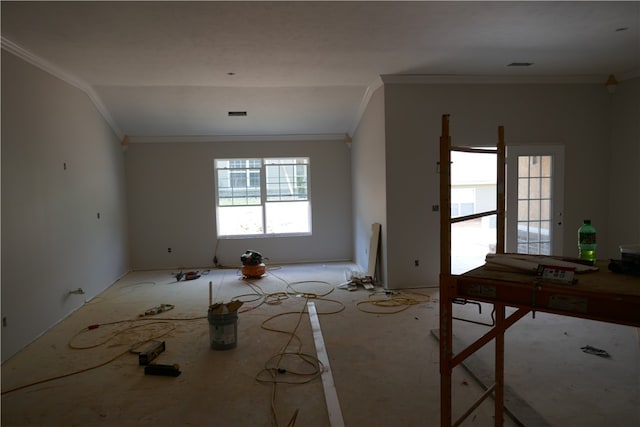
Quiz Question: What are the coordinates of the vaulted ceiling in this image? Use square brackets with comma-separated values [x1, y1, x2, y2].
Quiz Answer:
[2, 1, 638, 140]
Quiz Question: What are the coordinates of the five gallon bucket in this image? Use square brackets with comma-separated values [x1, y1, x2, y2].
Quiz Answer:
[208, 309, 238, 350]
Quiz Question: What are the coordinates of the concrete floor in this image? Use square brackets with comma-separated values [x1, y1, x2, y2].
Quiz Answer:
[1, 263, 638, 426]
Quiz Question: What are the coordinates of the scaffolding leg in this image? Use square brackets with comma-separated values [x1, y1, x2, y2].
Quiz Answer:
[440, 276, 453, 427]
[495, 303, 506, 426]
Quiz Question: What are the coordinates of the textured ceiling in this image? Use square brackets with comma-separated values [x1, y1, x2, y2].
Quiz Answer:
[2, 1, 639, 140]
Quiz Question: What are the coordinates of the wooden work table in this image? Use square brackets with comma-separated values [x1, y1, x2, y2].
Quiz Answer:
[453, 260, 640, 327]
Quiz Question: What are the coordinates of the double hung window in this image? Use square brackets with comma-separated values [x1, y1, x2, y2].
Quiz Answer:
[215, 157, 311, 237]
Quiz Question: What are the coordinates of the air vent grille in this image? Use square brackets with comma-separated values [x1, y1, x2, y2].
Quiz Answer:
[507, 62, 534, 67]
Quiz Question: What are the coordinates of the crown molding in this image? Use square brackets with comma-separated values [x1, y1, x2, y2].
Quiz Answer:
[128, 133, 348, 144]
[379, 74, 610, 85]
[349, 76, 384, 137]
[1, 36, 123, 139]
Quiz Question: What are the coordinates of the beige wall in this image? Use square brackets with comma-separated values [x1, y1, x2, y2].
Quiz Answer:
[351, 86, 387, 285]
[382, 82, 615, 288]
[1, 51, 129, 362]
[125, 139, 353, 269]
[606, 77, 640, 256]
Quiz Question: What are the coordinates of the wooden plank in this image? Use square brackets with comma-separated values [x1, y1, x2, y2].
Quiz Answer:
[496, 126, 505, 254]
[308, 302, 345, 427]
[495, 304, 505, 426]
[440, 114, 453, 427]
[366, 223, 381, 278]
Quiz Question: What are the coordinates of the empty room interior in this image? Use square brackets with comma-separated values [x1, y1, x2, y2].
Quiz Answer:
[1, 2, 639, 427]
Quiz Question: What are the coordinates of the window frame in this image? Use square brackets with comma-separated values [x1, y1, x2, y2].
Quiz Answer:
[214, 157, 312, 238]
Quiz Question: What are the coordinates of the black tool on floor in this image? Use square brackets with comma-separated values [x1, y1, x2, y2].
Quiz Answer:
[138, 341, 166, 365]
[144, 363, 181, 377]
[174, 271, 200, 281]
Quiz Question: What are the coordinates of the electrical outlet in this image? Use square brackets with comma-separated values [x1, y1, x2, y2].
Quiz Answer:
[167, 247, 172, 253]
[414, 259, 420, 267]
[432, 205, 439, 212]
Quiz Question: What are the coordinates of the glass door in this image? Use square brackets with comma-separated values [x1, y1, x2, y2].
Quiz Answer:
[506, 145, 564, 255]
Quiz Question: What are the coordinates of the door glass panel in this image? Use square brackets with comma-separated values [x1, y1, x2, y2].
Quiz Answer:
[515, 155, 553, 255]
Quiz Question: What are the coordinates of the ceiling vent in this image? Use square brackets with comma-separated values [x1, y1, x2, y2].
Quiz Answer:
[507, 62, 534, 67]
[228, 111, 247, 117]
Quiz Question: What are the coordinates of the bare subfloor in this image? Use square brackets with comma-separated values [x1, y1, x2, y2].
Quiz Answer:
[2, 263, 638, 426]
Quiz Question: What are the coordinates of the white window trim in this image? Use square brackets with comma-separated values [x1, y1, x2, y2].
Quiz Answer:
[214, 157, 312, 239]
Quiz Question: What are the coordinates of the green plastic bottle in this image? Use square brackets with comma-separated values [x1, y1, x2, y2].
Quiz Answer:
[578, 219, 596, 264]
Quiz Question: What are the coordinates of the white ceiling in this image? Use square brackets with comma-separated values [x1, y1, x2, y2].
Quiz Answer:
[2, 1, 639, 141]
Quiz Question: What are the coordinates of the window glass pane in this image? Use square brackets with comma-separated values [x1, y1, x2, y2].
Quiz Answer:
[249, 171, 260, 188]
[217, 205, 263, 236]
[451, 215, 496, 274]
[517, 221, 529, 245]
[540, 220, 551, 238]
[529, 156, 541, 177]
[231, 171, 246, 187]
[541, 177, 551, 199]
[460, 203, 474, 216]
[518, 200, 528, 221]
[540, 156, 552, 177]
[540, 200, 551, 220]
[518, 178, 529, 199]
[266, 163, 308, 201]
[451, 188, 476, 218]
[450, 152, 495, 215]
[265, 201, 310, 234]
[529, 178, 541, 199]
[529, 200, 540, 221]
[518, 156, 529, 177]
[528, 221, 540, 241]
[217, 170, 260, 206]
[540, 242, 551, 255]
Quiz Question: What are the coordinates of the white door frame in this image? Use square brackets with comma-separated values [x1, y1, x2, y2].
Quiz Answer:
[506, 145, 565, 255]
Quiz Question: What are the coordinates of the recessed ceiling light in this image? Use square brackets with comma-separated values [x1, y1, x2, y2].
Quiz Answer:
[228, 111, 247, 117]
[507, 62, 534, 67]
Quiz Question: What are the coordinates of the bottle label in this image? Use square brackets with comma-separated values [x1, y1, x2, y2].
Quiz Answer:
[579, 232, 596, 244]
